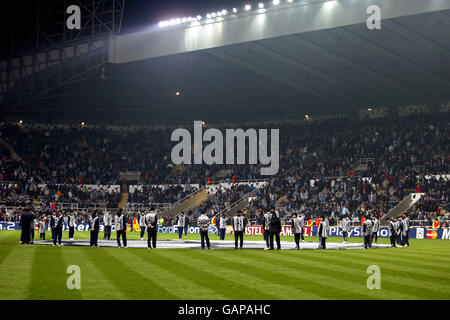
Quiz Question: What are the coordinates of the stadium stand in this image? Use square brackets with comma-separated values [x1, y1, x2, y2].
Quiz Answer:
[0, 113, 448, 227]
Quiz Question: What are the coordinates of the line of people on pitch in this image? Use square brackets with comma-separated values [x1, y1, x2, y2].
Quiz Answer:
[289, 212, 330, 250]
[27, 208, 150, 248]
[388, 214, 411, 248]
[89, 208, 159, 249]
[172, 210, 249, 249]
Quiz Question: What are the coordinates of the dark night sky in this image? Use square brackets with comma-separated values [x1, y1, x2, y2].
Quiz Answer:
[0, 0, 255, 56]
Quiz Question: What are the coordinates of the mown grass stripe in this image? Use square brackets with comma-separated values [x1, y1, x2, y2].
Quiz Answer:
[0, 245, 36, 300]
[332, 250, 450, 272]
[83, 247, 177, 299]
[60, 246, 125, 300]
[246, 250, 433, 299]
[26, 244, 83, 300]
[155, 249, 290, 300]
[397, 248, 450, 256]
[285, 250, 450, 283]
[177, 249, 353, 300]
[0, 232, 20, 265]
[347, 251, 450, 274]
[215, 250, 404, 300]
[284, 250, 450, 282]
[376, 248, 450, 260]
[259, 251, 447, 299]
[113, 248, 228, 300]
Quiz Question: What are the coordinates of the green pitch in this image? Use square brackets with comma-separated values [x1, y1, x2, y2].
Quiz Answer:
[0, 230, 448, 300]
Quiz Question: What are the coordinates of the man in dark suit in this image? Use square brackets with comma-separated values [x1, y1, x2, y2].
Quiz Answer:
[145, 208, 158, 249]
[115, 209, 127, 248]
[291, 213, 302, 250]
[397, 217, 404, 246]
[389, 218, 397, 247]
[51, 211, 64, 246]
[89, 211, 100, 247]
[19, 207, 36, 244]
[184, 213, 190, 236]
[268, 207, 281, 250]
[67, 211, 76, 240]
[262, 210, 271, 249]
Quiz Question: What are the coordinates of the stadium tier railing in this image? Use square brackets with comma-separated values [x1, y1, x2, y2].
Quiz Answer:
[167, 186, 203, 209]
[214, 188, 259, 219]
[125, 202, 172, 212]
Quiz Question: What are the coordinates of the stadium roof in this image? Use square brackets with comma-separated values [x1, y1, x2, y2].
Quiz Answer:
[4, 0, 450, 125]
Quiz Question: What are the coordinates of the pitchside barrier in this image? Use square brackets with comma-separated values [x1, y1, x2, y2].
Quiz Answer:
[1, 222, 449, 240]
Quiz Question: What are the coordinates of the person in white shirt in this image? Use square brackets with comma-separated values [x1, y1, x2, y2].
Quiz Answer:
[362, 216, 373, 249]
[103, 211, 112, 240]
[115, 209, 127, 248]
[197, 212, 211, 249]
[341, 216, 351, 243]
[291, 213, 302, 250]
[176, 212, 186, 239]
[298, 213, 305, 242]
[233, 210, 247, 249]
[39, 217, 46, 240]
[139, 211, 146, 240]
[262, 210, 271, 249]
[218, 214, 227, 240]
[317, 216, 329, 250]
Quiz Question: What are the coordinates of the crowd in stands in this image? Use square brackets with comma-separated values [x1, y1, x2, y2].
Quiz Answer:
[128, 185, 196, 204]
[0, 113, 448, 226]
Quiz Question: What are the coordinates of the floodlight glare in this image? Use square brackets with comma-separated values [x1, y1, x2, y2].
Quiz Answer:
[258, 3, 264, 9]
[212, 12, 216, 17]
[217, 11, 222, 17]
[232, 8, 238, 13]
[288, 0, 294, 2]
[245, 4, 252, 11]
[222, 10, 227, 15]
[187, 17, 192, 22]
[197, 15, 202, 20]
[206, 13, 211, 19]
[273, 0, 280, 5]
[181, 17, 187, 23]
